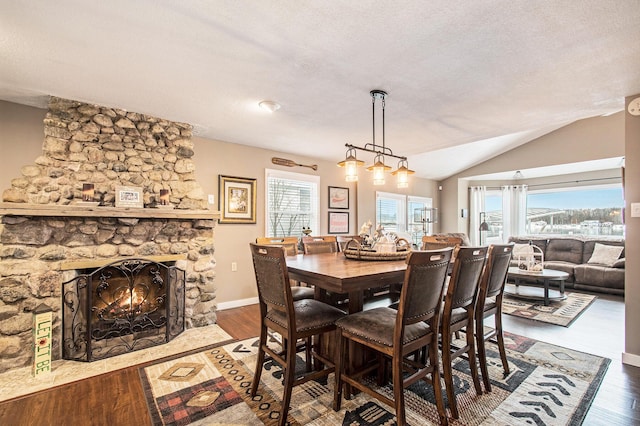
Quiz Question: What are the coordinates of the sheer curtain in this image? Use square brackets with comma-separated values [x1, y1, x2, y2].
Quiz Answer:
[501, 185, 528, 241]
[469, 186, 486, 245]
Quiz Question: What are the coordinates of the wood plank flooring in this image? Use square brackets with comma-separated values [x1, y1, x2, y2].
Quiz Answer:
[0, 295, 638, 425]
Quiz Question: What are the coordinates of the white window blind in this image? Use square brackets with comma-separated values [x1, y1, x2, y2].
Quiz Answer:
[265, 169, 319, 238]
[375, 192, 406, 233]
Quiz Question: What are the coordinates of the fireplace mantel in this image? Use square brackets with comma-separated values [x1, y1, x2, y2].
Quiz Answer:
[0, 202, 220, 220]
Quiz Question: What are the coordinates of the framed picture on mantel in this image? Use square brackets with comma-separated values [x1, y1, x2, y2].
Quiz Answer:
[115, 186, 143, 208]
[218, 175, 257, 224]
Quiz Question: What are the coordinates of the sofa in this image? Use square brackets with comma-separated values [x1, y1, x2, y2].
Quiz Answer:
[508, 236, 625, 295]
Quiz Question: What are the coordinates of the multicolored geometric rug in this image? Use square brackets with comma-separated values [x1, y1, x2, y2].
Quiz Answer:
[503, 288, 597, 327]
[139, 332, 609, 425]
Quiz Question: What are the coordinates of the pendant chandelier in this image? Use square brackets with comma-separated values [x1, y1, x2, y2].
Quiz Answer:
[337, 90, 413, 187]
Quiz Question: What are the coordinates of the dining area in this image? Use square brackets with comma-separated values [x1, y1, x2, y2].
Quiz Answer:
[249, 234, 515, 425]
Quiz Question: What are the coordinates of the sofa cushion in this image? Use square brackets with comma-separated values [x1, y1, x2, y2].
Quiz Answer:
[543, 261, 576, 282]
[587, 243, 624, 267]
[574, 264, 625, 291]
[545, 238, 583, 264]
[613, 258, 625, 268]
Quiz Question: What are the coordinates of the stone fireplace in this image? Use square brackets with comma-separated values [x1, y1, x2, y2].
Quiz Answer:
[0, 98, 218, 373]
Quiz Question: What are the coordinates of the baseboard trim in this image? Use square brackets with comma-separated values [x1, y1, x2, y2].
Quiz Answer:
[217, 297, 259, 311]
[622, 351, 640, 367]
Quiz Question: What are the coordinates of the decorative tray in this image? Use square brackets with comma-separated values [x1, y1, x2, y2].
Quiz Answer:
[342, 239, 411, 261]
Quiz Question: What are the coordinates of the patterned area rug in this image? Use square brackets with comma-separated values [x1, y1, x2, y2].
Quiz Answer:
[503, 287, 597, 327]
[139, 332, 609, 425]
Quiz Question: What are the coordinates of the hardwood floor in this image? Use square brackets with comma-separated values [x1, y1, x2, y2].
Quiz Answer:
[0, 296, 638, 425]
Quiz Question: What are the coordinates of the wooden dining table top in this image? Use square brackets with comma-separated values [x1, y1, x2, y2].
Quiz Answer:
[286, 252, 408, 313]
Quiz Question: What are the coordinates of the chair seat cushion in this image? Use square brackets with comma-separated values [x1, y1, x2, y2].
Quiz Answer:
[448, 307, 468, 324]
[335, 307, 430, 347]
[291, 286, 315, 301]
[266, 299, 346, 332]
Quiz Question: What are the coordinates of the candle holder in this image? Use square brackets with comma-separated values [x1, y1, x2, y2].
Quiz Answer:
[159, 189, 170, 205]
[82, 184, 95, 202]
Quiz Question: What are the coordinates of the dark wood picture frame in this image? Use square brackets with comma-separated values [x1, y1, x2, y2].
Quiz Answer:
[328, 211, 349, 234]
[218, 175, 257, 224]
[328, 186, 349, 209]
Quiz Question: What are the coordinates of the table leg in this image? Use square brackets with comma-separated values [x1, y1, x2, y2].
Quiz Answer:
[543, 279, 549, 306]
[559, 279, 565, 297]
[348, 291, 364, 315]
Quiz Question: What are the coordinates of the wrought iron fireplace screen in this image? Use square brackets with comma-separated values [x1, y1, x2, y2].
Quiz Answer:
[62, 258, 185, 362]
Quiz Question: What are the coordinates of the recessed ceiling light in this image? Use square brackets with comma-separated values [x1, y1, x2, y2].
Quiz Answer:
[258, 100, 280, 113]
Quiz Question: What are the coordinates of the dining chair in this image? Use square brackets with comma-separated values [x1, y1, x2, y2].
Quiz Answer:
[249, 243, 346, 426]
[302, 235, 339, 254]
[333, 249, 453, 426]
[255, 237, 314, 301]
[440, 245, 487, 419]
[336, 235, 363, 252]
[421, 235, 463, 251]
[475, 243, 514, 392]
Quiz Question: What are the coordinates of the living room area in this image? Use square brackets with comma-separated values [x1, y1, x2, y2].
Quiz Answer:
[1, 2, 640, 425]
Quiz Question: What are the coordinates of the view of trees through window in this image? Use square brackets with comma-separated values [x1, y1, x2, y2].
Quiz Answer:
[484, 186, 624, 241]
[526, 187, 623, 236]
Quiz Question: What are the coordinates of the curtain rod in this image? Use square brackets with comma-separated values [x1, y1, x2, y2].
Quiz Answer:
[480, 176, 620, 191]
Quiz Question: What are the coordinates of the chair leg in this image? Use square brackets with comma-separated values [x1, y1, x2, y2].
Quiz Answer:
[251, 326, 268, 397]
[392, 350, 406, 426]
[279, 335, 297, 426]
[476, 315, 492, 392]
[465, 319, 483, 397]
[428, 342, 449, 426]
[333, 329, 345, 411]
[441, 331, 459, 419]
[495, 311, 510, 376]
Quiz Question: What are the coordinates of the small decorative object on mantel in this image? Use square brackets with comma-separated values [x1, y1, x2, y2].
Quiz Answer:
[73, 183, 100, 205]
[154, 189, 174, 209]
[115, 185, 144, 208]
[271, 157, 318, 171]
[82, 183, 95, 202]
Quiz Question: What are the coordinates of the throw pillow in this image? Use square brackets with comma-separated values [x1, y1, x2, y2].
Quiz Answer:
[587, 243, 624, 267]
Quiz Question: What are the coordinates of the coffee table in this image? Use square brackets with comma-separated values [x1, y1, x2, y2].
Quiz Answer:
[506, 267, 569, 306]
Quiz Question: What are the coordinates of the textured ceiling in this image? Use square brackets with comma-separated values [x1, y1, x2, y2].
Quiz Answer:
[1, 1, 639, 180]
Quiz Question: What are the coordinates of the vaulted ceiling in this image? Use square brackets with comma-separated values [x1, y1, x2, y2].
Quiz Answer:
[2, 1, 639, 179]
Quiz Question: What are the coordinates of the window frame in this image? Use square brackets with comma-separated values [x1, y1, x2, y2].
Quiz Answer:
[264, 168, 320, 238]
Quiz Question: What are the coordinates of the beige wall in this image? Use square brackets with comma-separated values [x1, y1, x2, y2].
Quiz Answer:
[439, 112, 625, 235]
[624, 95, 640, 364]
[0, 101, 46, 187]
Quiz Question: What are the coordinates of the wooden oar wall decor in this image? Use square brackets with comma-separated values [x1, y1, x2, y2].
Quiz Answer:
[271, 157, 318, 171]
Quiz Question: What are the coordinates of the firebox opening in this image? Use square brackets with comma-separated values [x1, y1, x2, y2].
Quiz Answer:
[63, 258, 185, 362]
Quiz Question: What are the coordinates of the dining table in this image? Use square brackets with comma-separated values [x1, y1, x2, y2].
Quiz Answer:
[285, 251, 408, 313]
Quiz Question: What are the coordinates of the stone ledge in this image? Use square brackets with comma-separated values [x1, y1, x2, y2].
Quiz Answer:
[0, 203, 220, 220]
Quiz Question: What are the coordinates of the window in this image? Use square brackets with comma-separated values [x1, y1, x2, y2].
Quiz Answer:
[265, 169, 319, 237]
[376, 192, 406, 233]
[484, 191, 503, 243]
[526, 186, 623, 237]
[376, 192, 432, 246]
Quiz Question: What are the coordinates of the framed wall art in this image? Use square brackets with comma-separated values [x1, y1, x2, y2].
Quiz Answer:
[328, 211, 349, 234]
[115, 185, 143, 208]
[328, 186, 349, 209]
[218, 175, 256, 224]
